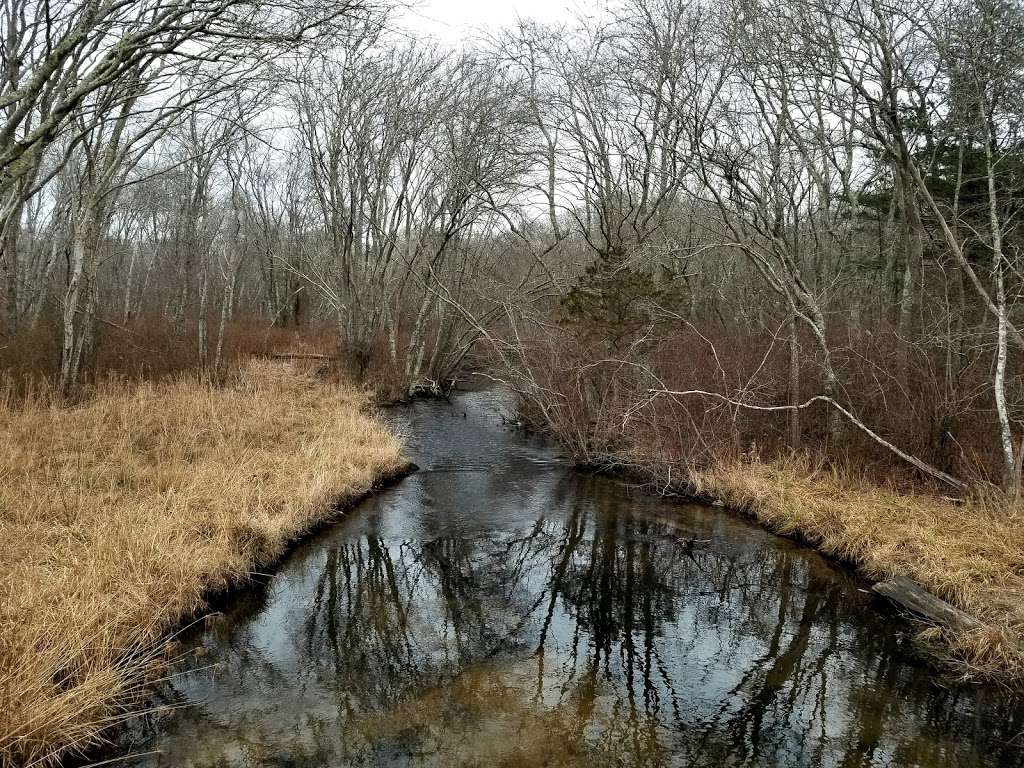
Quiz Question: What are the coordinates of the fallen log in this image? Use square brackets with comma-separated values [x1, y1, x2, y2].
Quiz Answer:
[267, 352, 337, 360]
[872, 576, 983, 633]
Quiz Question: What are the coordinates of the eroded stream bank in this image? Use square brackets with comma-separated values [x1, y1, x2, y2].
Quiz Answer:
[113, 388, 1024, 768]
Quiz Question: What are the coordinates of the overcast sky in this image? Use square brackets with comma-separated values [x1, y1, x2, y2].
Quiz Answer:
[398, 0, 587, 44]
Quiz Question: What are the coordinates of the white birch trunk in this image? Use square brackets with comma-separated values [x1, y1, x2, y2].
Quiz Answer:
[987, 140, 1016, 490]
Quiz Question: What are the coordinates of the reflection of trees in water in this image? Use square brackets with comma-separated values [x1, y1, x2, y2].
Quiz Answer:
[526, 495, 818, 764]
[504, 490, 1023, 768]
[306, 538, 419, 704]
[140, 479, 1024, 768]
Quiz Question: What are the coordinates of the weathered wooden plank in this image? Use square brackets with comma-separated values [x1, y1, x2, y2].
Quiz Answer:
[872, 576, 983, 632]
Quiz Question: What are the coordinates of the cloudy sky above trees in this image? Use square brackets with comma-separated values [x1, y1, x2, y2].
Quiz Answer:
[403, 0, 579, 41]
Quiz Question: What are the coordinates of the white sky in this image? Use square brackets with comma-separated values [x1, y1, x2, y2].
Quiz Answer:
[397, 0, 586, 44]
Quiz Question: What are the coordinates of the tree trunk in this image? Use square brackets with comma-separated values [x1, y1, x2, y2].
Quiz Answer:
[123, 240, 138, 325]
[213, 262, 237, 377]
[60, 210, 95, 394]
[986, 140, 1016, 492]
[197, 262, 210, 371]
[2, 216, 20, 333]
[788, 305, 800, 449]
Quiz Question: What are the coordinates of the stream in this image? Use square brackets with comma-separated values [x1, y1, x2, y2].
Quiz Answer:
[117, 387, 1024, 767]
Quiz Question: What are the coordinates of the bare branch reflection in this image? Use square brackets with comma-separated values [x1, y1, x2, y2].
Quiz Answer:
[120, 391, 1024, 768]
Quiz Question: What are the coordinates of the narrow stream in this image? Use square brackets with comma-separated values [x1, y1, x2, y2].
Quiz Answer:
[118, 388, 1024, 767]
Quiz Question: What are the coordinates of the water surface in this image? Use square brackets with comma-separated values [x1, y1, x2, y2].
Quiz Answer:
[119, 388, 1024, 767]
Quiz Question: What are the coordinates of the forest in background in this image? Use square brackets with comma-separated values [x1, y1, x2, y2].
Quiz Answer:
[6, 6, 1024, 760]
[3, 0, 1024, 493]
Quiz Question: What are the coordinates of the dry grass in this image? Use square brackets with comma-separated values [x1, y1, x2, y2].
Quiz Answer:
[0, 360, 405, 768]
[691, 456, 1024, 681]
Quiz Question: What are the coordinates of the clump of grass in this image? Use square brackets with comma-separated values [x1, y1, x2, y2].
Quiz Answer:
[691, 455, 1024, 681]
[0, 360, 405, 767]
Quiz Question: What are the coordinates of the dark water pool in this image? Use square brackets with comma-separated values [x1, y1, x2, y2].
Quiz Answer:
[114, 388, 1024, 767]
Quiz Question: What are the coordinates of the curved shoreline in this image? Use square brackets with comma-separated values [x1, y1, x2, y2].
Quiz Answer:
[0, 362, 410, 768]
[576, 454, 1024, 685]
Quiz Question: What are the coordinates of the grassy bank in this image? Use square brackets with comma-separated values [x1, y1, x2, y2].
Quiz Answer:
[687, 458, 1024, 682]
[0, 361, 405, 768]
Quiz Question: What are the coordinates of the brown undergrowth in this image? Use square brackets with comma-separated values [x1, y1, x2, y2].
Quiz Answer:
[0, 360, 405, 767]
[507, 319, 1024, 683]
[688, 456, 1024, 683]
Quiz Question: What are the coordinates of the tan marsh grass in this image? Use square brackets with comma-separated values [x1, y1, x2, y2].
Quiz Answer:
[692, 457, 1024, 681]
[0, 360, 405, 767]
